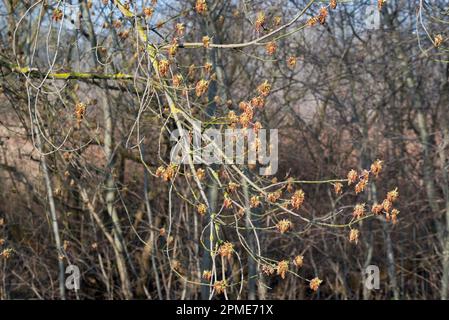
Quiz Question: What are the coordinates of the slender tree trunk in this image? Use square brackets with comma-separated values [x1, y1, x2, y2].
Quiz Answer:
[30, 90, 66, 300]
[80, 0, 132, 299]
[439, 85, 449, 299]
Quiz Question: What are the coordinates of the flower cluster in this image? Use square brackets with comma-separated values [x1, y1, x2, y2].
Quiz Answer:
[434, 34, 444, 48]
[158, 59, 170, 76]
[0, 248, 13, 259]
[195, 79, 209, 97]
[257, 80, 271, 97]
[155, 164, 177, 181]
[202, 36, 211, 48]
[75, 102, 86, 124]
[291, 189, 305, 209]
[309, 277, 322, 291]
[52, 9, 63, 22]
[276, 219, 293, 234]
[277, 260, 289, 279]
[330, 0, 337, 10]
[267, 190, 282, 203]
[195, 0, 208, 15]
[250, 195, 261, 208]
[293, 255, 304, 268]
[143, 7, 154, 18]
[197, 203, 207, 216]
[213, 280, 227, 295]
[349, 229, 360, 244]
[172, 74, 183, 87]
[223, 196, 233, 209]
[255, 12, 266, 32]
[287, 56, 297, 68]
[265, 41, 277, 55]
[175, 23, 185, 36]
[262, 264, 275, 276]
[218, 242, 234, 259]
[334, 182, 343, 195]
[353, 203, 366, 219]
[202, 270, 212, 281]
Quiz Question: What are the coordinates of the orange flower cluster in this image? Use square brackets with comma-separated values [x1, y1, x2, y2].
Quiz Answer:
[293, 255, 304, 268]
[378, 0, 386, 11]
[276, 219, 293, 234]
[262, 264, 275, 276]
[250, 96, 265, 109]
[227, 182, 239, 192]
[172, 74, 183, 87]
[334, 182, 343, 195]
[223, 196, 233, 209]
[158, 59, 170, 76]
[202, 270, 212, 281]
[385, 188, 399, 223]
[155, 165, 176, 181]
[195, 0, 208, 15]
[330, 0, 337, 10]
[218, 242, 234, 259]
[291, 189, 305, 209]
[197, 203, 207, 216]
[257, 80, 271, 97]
[371, 188, 400, 224]
[195, 79, 209, 97]
[227, 111, 238, 127]
[370, 159, 383, 177]
[250, 195, 261, 208]
[307, 16, 319, 27]
[355, 169, 369, 194]
[347, 169, 358, 185]
[143, 7, 154, 18]
[168, 39, 178, 57]
[318, 7, 328, 24]
[287, 56, 297, 68]
[238, 103, 254, 128]
[387, 188, 399, 202]
[175, 23, 185, 37]
[435, 34, 444, 48]
[371, 203, 383, 215]
[213, 280, 227, 295]
[196, 168, 206, 181]
[202, 36, 211, 48]
[353, 203, 366, 219]
[52, 9, 63, 22]
[265, 41, 277, 55]
[0, 248, 13, 259]
[255, 12, 266, 32]
[349, 229, 360, 244]
[75, 103, 86, 124]
[309, 277, 322, 291]
[267, 190, 282, 203]
[307, 7, 328, 26]
[277, 260, 289, 279]
[273, 16, 282, 27]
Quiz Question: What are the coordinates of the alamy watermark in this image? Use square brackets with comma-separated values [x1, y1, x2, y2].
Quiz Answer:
[65, 264, 80, 291]
[364, 265, 380, 290]
[170, 120, 278, 175]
